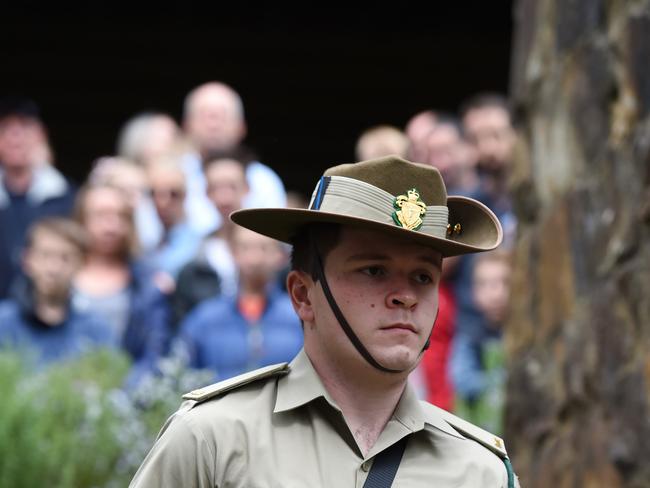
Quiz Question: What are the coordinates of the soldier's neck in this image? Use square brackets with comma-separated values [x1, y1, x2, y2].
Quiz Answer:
[312, 354, 408, 456]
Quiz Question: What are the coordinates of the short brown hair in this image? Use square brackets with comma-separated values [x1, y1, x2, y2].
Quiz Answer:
[460, 92, 511, 119]
[25, 217, 89, 255]
[203, 153, 248, 174]
[290, 224, 341, 281]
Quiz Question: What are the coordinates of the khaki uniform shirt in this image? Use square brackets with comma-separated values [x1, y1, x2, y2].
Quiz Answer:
[130, 349, 511, 487]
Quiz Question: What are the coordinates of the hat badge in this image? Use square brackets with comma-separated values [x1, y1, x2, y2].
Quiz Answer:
[392, 188, 427, 231]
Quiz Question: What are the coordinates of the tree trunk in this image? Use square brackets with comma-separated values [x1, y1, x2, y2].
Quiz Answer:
[506, 1, 650, 486]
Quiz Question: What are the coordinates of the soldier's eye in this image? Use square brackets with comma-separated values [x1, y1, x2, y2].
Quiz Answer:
[361, 266, 385, 277]
[414, 273, 433, 284]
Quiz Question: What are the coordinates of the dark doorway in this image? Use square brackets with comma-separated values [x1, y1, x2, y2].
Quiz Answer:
[1, 5, 513, 197]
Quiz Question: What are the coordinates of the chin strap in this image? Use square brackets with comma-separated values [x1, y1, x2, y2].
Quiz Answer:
[312, 243, 436, 374]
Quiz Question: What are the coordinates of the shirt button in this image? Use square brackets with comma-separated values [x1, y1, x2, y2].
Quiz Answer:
[361, 460, 371, 472]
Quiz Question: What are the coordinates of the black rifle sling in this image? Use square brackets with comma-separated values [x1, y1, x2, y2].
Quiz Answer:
[362, 436, 409, 488]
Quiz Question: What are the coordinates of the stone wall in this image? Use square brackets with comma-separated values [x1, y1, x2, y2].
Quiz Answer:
[506, 1, 650, 486]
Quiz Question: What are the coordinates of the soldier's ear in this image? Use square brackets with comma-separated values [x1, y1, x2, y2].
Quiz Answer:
[286, 270, 314, 323]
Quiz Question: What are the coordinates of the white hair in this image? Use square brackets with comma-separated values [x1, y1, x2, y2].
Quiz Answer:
[116, 112, 165, 164]
[182, 82, 245, 121]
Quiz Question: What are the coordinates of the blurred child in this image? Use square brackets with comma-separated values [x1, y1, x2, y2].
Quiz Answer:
[178, 226, 303, 381]
[451, 249, 512, 434]
[0, 218, 114, 364]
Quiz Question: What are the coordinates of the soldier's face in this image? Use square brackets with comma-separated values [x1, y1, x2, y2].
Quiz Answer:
[305, 226, 442, 374]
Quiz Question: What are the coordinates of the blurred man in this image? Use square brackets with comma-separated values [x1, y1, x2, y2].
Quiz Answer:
[183, 83, 246, 157]
[355, 125, 409, 161]
[145, 159, 201, 280]
[172, 157, 249, 324]
[424, 115, 479, 197]
[0, 218, 114, 365]
[461, 94, 515, 177]
[461, 93, 516, 241]
[181, 82, 286, 234]
[0, 97, 76, 298]
[116, 112, 190, 249]
[178, 226, 302, 380]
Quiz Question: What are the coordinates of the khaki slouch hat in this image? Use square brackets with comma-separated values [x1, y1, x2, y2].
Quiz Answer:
[232, 155, 502, 257]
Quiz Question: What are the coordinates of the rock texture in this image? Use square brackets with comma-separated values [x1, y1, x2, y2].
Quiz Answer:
[507, 1, 650, 486]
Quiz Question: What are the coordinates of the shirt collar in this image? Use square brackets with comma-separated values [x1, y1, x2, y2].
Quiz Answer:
[274, 349, 463, 440]
[274, 349, 341, 414]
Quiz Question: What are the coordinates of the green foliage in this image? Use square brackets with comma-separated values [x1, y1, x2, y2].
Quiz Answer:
[0, 349, 212, 488]
[0, 350, 128, 487]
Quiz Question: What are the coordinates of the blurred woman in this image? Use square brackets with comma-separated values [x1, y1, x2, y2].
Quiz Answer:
[72, 182, 171, 386]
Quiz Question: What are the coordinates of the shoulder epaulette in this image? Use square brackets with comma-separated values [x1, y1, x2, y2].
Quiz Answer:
[427, 403, 507, 458]
[430, 405, 517, 487]
[182, 362, 290, 403]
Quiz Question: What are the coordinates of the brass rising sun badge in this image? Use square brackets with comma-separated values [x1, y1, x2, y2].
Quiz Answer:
[392, 188, 427, 231]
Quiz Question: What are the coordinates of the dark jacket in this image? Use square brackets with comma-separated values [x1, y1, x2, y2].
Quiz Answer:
[0, 278, 115, 365]
[178, 285, 303, 381]
[124, 261, 172, 371]
[172, 251, 221, 328]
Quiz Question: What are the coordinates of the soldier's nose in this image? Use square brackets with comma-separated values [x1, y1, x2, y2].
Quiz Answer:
[387, 291, 417, 309]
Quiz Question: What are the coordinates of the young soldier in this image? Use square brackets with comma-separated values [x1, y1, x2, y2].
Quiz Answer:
[130, 155, 518, 487]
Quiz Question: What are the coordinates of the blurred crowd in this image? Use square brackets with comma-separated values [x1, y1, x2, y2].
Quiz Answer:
[0, 82, 516, 432]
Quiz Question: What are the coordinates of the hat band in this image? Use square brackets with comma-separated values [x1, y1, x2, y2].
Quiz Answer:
[309, 176, 449, 238]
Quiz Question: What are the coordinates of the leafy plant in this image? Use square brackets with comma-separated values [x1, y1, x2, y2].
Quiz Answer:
[0, 349, 213, 488]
